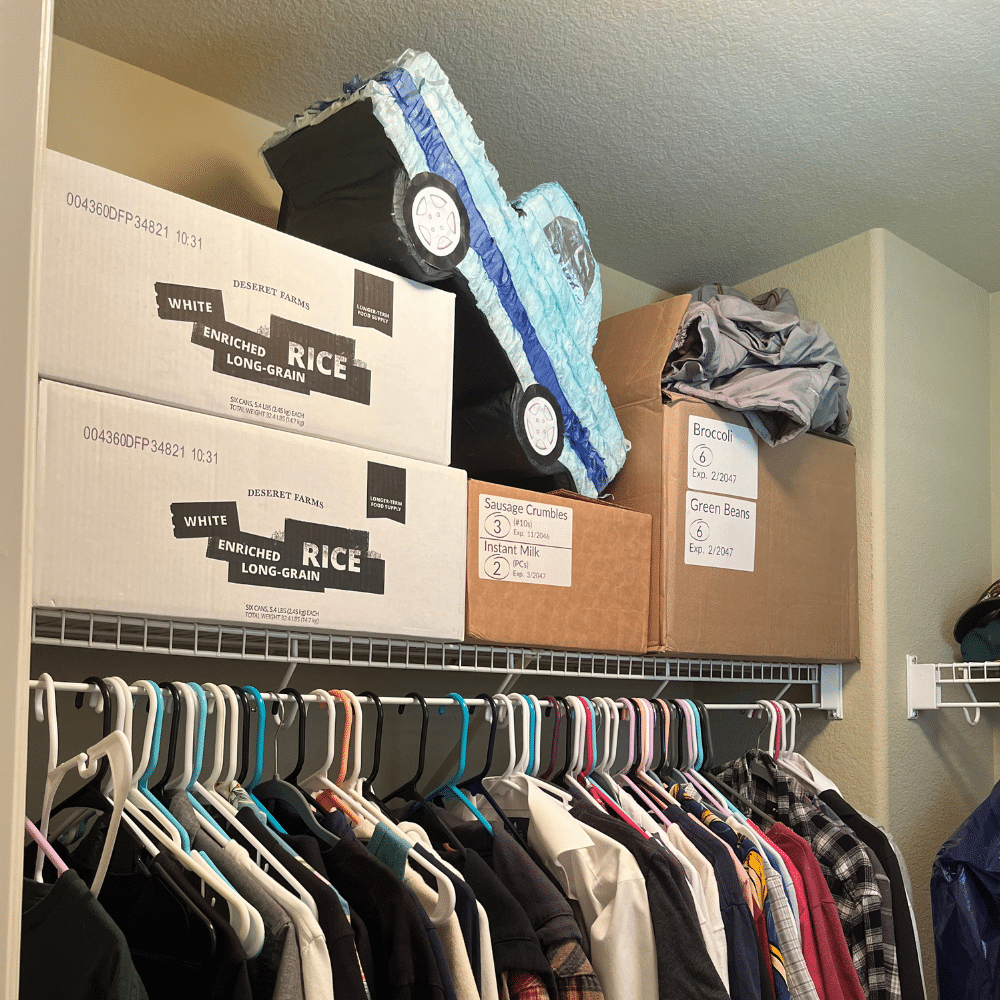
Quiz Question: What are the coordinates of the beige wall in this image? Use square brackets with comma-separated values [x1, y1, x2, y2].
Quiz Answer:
[992, 291, 1000, 580]
[741, 230, 995, 990]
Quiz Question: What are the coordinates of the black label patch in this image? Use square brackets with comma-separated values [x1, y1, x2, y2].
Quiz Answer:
[155, 283, 372, 403]
[170, 501, 385, 594]
[353, 270, 394, 337]
[367, 462, 406, 524]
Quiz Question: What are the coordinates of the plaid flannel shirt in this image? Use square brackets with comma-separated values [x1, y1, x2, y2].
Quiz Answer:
[718, 751, 886, 1000]
[547, 941, 605, 1000]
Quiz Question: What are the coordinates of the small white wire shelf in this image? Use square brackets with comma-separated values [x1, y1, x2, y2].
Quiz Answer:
[907, 655, 1000, 720]
[30, 609, 843, 716]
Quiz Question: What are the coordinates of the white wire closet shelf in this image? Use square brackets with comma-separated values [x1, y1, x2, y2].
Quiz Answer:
[907, 654, 1000, 720]
[31, 608, 844, 718]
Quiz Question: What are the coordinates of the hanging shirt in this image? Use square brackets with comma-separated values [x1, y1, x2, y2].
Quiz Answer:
[441, 814, 603, 1000]
[232, 807, 370, 1000]
[322, 835, 448, 1000]
[567, 794, 731, 1000]
[49, 830, 252, 1000]
[719, 752, 886, 1000]
[766, 824, 866, 1000]
[819, 791, 924, 1000]
[20, 871, 149, 1000]
[478, 774, 659, 1000]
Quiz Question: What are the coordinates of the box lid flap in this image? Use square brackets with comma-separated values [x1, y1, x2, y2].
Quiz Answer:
[594, 295, 691, 409]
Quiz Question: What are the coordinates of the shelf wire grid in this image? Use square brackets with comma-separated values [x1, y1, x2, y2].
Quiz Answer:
[32, 609, 822, 685]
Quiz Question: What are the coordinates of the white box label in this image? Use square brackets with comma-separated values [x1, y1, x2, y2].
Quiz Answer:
[684, 490, 756, 572]
[478, 494, 573, 587]
[687, 414, 758, 499]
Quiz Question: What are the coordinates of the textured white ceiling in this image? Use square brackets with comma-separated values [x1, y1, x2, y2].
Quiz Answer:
[54, 0, 1000, 292]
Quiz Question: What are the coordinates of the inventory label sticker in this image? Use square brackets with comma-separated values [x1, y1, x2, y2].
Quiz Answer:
[684, 491, 756, 572]
[479, 494, 573, 587]
[688, 414, 758, 499]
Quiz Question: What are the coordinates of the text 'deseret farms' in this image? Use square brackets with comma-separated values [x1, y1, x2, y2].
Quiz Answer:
[684, 490, 756, 572]
[479, 494, 573, 587]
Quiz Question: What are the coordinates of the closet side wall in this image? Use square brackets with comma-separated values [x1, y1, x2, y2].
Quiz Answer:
[992, 291, 1000, 584]
[881, 231, 993, 991]
[47, 36, 667, 319]
[738, 230, 887, 809]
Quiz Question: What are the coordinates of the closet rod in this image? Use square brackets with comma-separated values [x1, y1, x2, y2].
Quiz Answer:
[27, 678, 824, 714]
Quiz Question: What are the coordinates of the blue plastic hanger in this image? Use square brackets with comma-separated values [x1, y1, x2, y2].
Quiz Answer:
[426, 693, 491, 830]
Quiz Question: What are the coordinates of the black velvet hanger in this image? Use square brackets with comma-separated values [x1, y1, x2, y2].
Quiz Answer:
[254, 689, 338, 844]
[382, 692, 468, 856]
[359, 691, 388, 808]
[151, 681, 183, 803]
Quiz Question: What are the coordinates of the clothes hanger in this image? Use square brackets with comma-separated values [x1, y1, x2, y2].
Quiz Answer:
[460, 693, 534, 849]
[494, 693, 518, 779]
[298, 689, 363, 823]
[358, 690, 388, 808]
[527, 694, 544, 777]
[239, 685, 291, 833]
[424, 692, 491, 831]
[43, 676, 118, 843]
[187, 683, 322, 922]
[538, 696, 564, 780]
[38, 729, 131, 898]
[253, 689, 339, 845]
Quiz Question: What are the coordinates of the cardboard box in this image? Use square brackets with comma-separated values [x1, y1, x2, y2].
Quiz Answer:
[33, 380, 467, 640]
[38, 150, 455, 465]
[466, 480, 651, 653]
[594, 297, 859, 661]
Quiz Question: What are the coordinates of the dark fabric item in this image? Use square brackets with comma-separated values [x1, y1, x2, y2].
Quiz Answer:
[406, 888, 459, 1000]
[448, 816, 584, 949]
[257, 791, 378, 994]
[321, 835, 447, 1000]
[768, 824, 866, 1000]
[419, 821, 554, 997]
[567, 796, 729, 1000]
[930, 777, 1000, 1000]
[673, 787, 789, 1000]
[647, 790, 762, 1000]
[233, 808, 368, 1000]
[20, 870, 149, 1000]
[44, 830, 251, 1000]
[720, 751, 886, 1000]
[821, 790, 925, 1000]
[545, 940, 605, 1000]
[319, 803, 359, 840]
[411, 843, 482, 993]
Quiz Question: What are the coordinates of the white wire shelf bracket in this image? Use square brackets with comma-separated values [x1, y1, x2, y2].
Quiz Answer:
[31, 609, 843, 717]
[907, 655, 1000, 720]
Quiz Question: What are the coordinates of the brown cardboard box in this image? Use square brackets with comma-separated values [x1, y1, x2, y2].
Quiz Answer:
[594, 297, 859, 661]
[466, 480, 651, 653]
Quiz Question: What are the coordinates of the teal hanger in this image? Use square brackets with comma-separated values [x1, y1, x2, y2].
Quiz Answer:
[139, 682, 192, 853]
[427, 693, 491, 831]
[240, 686, 289, 835]
[178, 682, 231, 842]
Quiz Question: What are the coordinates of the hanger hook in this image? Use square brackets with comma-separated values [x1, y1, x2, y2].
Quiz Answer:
[359, 691, 385, 798]
[279, 688, 308, 783]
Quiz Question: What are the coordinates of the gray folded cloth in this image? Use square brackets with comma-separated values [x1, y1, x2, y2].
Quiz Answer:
[663, 284, 851, 446]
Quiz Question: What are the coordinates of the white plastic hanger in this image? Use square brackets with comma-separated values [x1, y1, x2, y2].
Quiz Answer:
[38, 729, 131, 898]
[329, 690, 456, 925]
[493, 694, 517, 778]
[188, 683, 321, 921]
